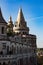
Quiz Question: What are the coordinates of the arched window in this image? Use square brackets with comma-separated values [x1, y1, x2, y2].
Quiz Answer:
[7, 46, 9, 54]
[2, 27, 4, 34]
[3, 62, 6, 65]
[0, 62, 1, 65]
[15, 25, 17, 27]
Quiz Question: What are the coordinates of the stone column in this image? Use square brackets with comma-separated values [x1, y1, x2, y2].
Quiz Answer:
[23, 58, 26, 65]
[17, 60, 20, 65]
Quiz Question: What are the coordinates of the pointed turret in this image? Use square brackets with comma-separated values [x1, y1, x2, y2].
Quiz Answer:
[7, 16, 13, 33]
[0, 7, 7, 24]
[0, 7, 2, 17]
[0, 8, 7, 35]
[9, 16, 12, 21]
[17, 8, 25, 24]
[8, 16, 13, 26]
[13, 8, 29, 34]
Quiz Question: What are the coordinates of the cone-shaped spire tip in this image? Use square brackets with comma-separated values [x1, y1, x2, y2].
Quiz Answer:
[19, 7, 22, 13]
[0, 7, 2, 17]
[0, 7, 1, 11]
[8, 16, 13, 26]
[9, 16, 12, 21]
[17, 7, 25, 23]
[10, 16, 12, 21]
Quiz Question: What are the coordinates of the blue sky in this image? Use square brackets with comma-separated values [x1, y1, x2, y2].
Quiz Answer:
[0, 0, 43, 48]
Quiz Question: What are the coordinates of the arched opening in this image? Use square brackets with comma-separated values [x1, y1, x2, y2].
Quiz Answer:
[14, 46, 16, 54]
[7, 46, 9, 54]
[0, 62, 1, 65]
[20, 59, 23, 65]
[26, 57, 29, 65]
[3, 62, 6, 65]
[1, 27, 4, 34]
[8, 61, 10, 65]
[0, 51, 3, 55]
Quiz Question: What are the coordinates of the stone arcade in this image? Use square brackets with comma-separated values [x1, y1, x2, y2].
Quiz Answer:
[0, 8, 37, 65]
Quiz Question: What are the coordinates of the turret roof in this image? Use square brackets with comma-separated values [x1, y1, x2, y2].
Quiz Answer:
[7, 16, 13, 26]
[0, 8, 7, 24]
[17, 8, 25, 24]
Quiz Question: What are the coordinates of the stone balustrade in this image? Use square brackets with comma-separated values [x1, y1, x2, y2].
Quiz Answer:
[0, 53, 32, 60]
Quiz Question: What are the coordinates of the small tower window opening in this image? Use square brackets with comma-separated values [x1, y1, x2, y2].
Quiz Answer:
[2, 27, 4, 34]
[19, 24, 20, 27]
[15, 24, 17, 27]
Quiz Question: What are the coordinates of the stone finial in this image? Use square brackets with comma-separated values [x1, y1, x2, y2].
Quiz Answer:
[9, 16, 12, 21]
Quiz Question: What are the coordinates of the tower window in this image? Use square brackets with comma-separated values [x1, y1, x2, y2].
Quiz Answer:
[2, 27, 4, 34]
[19, 24, 20, 27]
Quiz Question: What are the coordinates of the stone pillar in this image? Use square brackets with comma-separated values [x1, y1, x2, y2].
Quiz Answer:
[20, 59, 23, 65]
[26, 57, 29, 65]
[17, 60, 20, 65]
[23, 58, 26, 65]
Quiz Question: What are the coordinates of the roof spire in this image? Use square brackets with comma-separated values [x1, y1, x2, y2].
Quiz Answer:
[17, 7, 25, 24]
[13, 8, 29, 34]
[0, 7, 7, 24]
[9, 16, 12, 21]
[0, 7, 2, 17]
[7, 16, 13, 26]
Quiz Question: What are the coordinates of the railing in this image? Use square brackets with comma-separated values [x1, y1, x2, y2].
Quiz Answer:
[0, 53, 32, 60]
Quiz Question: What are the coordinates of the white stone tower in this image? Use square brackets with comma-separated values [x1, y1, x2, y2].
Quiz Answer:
[13, 8, 29, 34]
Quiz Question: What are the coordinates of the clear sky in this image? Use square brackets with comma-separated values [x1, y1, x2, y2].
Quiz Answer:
[0, 0, 43, 48]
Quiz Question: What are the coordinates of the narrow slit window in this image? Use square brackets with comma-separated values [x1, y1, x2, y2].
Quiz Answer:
[2, 27, 4, 34]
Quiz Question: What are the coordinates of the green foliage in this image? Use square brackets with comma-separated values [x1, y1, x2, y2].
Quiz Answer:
[7, 28, 14, 36]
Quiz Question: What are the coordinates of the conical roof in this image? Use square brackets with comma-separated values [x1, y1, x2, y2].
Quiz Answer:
[0, 8, 2, 17]
[13, 8, 29, 34]
[0, 8, 7, 24]
[7, 16, 13, 26]
[17, 8, 25, 24]
[9, 16, 12, 22]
